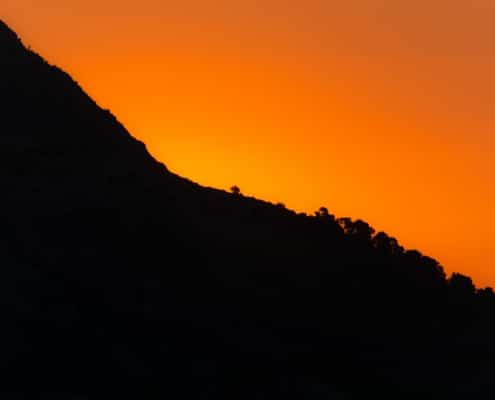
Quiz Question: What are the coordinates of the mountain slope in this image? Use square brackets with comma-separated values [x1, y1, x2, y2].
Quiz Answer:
[1, 20, 495, 399]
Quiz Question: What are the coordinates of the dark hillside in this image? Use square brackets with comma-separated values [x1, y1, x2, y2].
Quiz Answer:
[1, 20, 495, 399]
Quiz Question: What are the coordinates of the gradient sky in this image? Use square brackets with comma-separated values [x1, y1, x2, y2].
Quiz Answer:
[4, 1, 495, 286]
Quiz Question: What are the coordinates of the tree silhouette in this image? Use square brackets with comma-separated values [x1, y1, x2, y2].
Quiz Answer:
[314, 206, 335, 222]
[448, 272, 475, 295]
[372, 231, 404, 255]
[337, 217, 374, 241]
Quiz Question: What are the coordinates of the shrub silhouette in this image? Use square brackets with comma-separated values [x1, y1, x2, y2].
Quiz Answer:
[230, 185, 241, 196]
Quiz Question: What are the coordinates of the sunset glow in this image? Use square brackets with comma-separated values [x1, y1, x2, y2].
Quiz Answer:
[5, 0, 495, 285]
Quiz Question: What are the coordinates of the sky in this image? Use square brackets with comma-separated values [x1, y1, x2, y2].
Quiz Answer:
[4, 1, 495, 286]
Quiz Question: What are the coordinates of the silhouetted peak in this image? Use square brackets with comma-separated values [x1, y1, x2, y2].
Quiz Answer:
[0, 20, 169, 179]
[0, 20, 24, 50]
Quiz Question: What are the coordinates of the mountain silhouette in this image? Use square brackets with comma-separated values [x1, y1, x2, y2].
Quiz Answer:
[1, 20, 495, 399]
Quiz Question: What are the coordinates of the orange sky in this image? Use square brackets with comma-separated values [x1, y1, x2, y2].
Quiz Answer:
[4, 1, 495, 286]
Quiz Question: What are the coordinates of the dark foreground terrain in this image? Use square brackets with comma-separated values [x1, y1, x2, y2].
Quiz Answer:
[1, 20, 495, 399]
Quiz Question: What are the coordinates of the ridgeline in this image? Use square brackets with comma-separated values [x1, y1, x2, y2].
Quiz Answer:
[1, 20, 494, 399]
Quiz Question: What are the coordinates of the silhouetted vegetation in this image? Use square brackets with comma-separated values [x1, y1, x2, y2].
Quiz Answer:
[1, 19, 495, 399]
[230, 185, 241, 196]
